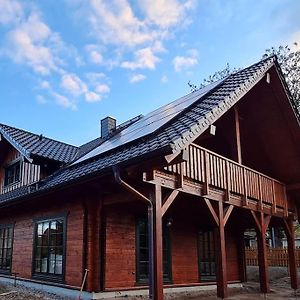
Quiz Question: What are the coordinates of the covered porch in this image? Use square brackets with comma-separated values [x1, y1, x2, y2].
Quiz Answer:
[142, 142, 298, 299]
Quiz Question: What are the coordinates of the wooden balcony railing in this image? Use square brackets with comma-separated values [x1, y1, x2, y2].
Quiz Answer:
[0, 162, 40, 195]
[164, 143, 287, 209]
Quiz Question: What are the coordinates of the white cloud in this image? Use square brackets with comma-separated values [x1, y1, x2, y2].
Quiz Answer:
[129, 74, 146, 83]
[0, 0, 23, 25]
[121, 47, 160, 70]
[40, 80, 51, 89]
[85, 91, 101, 102]
[51, 91, 77, 110]
[61, 73, 88, 96]
[85, 44, 103, 64]
[4, 12, 63, 75]
[88, 0, 152, 47]
[138, 0, 195, 28]
[69, 0, 196, 72]
[36, 94, 47, 104]
[173, 48, 198, 72]
[161, 75, 168, 83]
[95, 84, 110, 94]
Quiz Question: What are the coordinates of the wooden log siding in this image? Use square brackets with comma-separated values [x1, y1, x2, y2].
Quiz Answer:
[245, 247, 300, 267]
[164, 143, 287, 209]
[1, 162, 40, 194]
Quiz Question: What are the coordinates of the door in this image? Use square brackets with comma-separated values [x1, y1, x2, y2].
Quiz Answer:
[198, 229, 216, 281]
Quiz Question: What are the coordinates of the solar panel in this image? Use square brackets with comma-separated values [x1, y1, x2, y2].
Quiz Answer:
[73, 78, 224, 165]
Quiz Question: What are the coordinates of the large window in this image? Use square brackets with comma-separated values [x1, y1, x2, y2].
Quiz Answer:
[0, 225, 14, 272]
[136, 218, 172, 283]
[4, 161, 21, 186]
[33, 216, 66, 281]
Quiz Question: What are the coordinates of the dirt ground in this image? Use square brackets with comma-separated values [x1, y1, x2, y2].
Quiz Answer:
[0, 267, 299, 299]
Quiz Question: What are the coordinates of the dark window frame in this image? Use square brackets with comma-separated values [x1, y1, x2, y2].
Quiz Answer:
[32, 214, 67, 283]
[197, 228, 216, 282]
[136, 218, 172, 284]
[0, 224, 14, 274]
[4, 160, 21, 187]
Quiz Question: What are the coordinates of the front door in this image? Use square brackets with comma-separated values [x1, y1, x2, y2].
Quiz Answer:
[198, 229, 216, 281]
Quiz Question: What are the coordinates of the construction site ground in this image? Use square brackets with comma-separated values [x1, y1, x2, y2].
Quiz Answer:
[0, 267, 299, 299]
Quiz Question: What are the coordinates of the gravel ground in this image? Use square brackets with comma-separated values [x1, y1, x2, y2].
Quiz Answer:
[0, 267, 299, 299]
[0, 282, 72, 300]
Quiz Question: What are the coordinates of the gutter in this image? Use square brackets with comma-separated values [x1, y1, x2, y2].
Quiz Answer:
[112, 166, 155, 300]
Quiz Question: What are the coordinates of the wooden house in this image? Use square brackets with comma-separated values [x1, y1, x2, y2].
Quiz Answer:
[0, 56, 300, 299]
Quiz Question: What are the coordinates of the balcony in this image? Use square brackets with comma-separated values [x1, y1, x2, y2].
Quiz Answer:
[160, 143, 289, 215]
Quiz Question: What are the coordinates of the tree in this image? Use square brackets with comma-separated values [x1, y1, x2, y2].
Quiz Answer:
[190, 44, 300, 109]
[263, 44, 300, 108]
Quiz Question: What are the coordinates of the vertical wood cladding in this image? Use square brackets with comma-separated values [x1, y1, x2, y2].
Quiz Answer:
[104, 206, 136, 289]
[0, 198, 84, 288]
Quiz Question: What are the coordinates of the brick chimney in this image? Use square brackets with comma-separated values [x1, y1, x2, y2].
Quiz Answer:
[101, 116, 116, 139]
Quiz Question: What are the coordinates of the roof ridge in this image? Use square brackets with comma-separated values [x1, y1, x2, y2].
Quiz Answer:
[0, 123, 78, 149]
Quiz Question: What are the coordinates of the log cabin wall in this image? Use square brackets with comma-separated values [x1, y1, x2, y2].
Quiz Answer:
[103, 199, 242, 290]
[0, 195, 84, 288]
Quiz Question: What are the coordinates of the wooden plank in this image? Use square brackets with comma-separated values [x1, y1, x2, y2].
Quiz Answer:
[283, 219, 299, 290]
[223, 205, 234, 226]
[203, 150, 210, 195]
[234, 106, 242, 164]
[204, 198, 219, 226]
[250, 211, 262, 233]
[224, 161, 230, 201]
[256, 223, 270, 293]
[161, 190, 179, 217]
[152, 185, 163, 300]
[214, 201, 228, 298]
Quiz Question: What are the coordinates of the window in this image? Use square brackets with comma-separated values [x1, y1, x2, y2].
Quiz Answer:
[136, 218, 172, 283]
[0, 225, 14, 272]
[4, 162, 21, 186]
[198, 229, 216, 281]
[33, 217, 66, 281]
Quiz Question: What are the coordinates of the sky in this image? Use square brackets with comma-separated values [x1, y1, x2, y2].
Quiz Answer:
[0, 0, 300, 146]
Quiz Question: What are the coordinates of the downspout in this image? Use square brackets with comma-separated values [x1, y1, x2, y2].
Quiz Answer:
[113, 166, 155, 300]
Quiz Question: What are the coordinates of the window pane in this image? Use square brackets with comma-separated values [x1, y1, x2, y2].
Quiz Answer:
[33, 219, 65, 278]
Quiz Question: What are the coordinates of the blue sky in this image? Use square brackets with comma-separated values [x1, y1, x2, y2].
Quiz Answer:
[0, 0, 300, 146]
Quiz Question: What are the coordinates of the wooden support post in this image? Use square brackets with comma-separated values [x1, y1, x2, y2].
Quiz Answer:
[152, 185, 164, 300]
[234, 106, 242, 164]
[253, 212, 270, 294]
[214, 201, 228, 299]
[237, 229, 247, 282]
[283, 219, 299, 290]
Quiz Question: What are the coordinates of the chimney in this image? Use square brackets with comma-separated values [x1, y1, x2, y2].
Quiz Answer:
[101, 116, 116, 139]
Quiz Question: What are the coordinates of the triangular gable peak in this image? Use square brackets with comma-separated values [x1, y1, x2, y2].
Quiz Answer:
[167, 56, 281, 161]
[165, 56, 300, 186]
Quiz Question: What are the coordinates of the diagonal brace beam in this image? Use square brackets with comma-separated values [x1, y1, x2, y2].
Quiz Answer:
[161, 190, 179, 216]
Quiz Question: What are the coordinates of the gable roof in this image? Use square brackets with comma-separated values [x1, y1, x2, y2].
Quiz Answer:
[1, 55, 296, 206]
[0, 124, 78, 164]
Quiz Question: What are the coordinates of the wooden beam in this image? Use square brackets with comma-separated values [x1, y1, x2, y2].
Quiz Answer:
[250, 211, 262, 233]
[204, 198, 219, 226]
[161, 190, 179, 217]
[165, 149, 188, 164]
[282, 219, 299, 290]
[234, 106, 242, 164]
[152, 185, 164, 300]
[256, 224, 270, 294]
[214, 201, 228, 298]
[223, 205, 234, 226]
